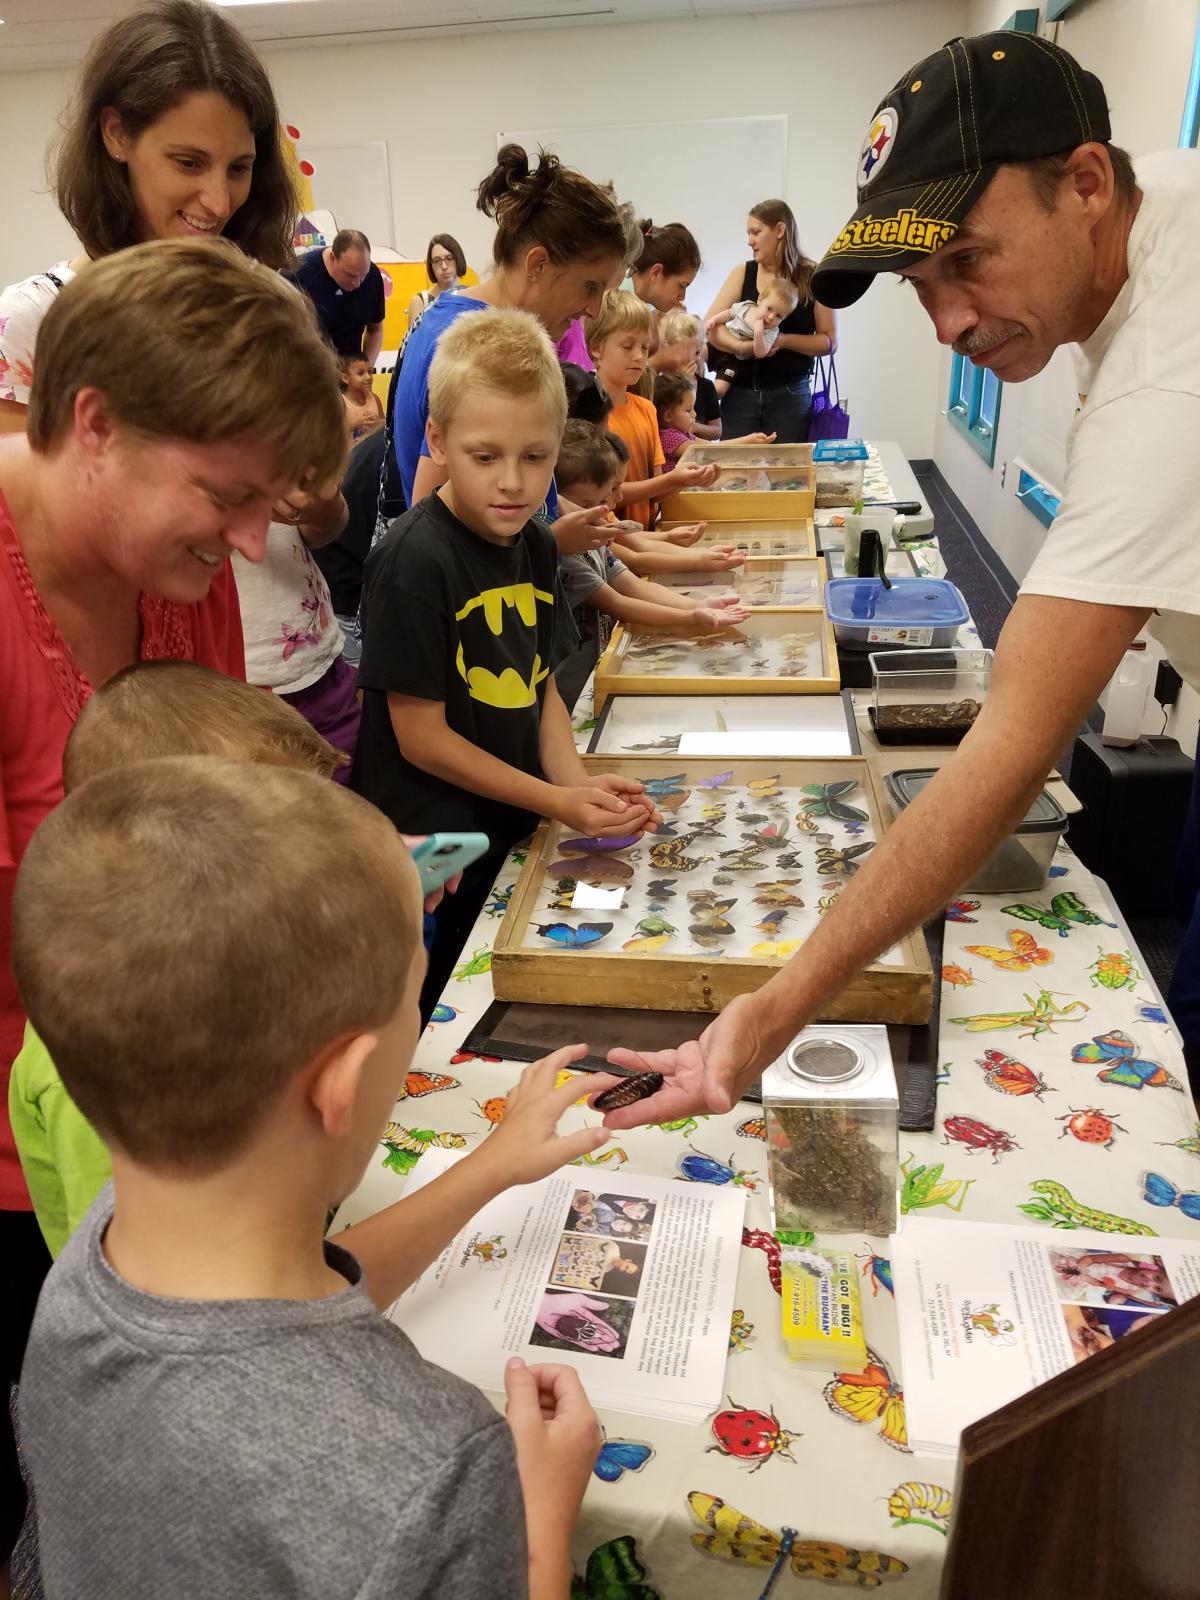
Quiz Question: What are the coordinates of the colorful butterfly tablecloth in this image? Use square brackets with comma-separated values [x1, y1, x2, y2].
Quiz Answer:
[336, 826, 1197, 1598]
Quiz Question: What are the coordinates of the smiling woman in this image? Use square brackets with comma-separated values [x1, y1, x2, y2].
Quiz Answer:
[0, 0, 296, 433]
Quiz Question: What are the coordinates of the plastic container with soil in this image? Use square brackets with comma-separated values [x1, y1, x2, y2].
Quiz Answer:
[869, 647, 993, 745]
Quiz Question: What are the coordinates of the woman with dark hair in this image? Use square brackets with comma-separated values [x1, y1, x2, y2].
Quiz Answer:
[0, 0, 297, 432]
[624, 221, 702, 313]
[404, 233, 467, 335]
[393, 143, 628, 515]
[705, 198, 838, 444]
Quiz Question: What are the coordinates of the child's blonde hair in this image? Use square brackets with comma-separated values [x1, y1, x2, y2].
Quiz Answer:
[63, 661, 347, 792]
[428, 306, 566, 434]
[658, 310, 703, 347]
[761, 281, 800, 314]
[585, 289, 654, 357]
[13, 758, 421, 1174]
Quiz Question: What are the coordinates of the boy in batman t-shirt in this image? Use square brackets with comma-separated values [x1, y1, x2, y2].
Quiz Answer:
[353, 309, 658, 1020]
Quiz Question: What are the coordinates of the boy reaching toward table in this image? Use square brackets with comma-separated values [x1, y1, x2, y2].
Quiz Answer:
[14, 756, 623, 1600]
[352, 307, 659, 1021]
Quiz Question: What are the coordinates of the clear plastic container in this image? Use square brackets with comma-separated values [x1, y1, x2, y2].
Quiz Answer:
[763, 1026, 898, 1238]
[824, 577, 969, 649]
[885, 767, 1068, 893]
[815, 459, 866, 509]
[869, 648, 993, 744]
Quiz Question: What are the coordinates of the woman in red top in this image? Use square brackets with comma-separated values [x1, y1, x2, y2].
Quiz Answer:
[0, 241, 344, 1570]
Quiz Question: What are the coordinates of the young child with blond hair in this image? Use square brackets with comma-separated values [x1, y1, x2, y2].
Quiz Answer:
[652, 309, 721, 440]
[15, 754, 627, 1600]
[707, 280, 801, 394]
[587, 289, 720, 528]
[354, 307, 659, 1018]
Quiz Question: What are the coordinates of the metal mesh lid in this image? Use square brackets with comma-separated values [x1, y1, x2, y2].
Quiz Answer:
[785, 1037, 864, 1085]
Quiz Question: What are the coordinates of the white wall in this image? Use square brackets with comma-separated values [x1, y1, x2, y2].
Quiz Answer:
[932, 0, 1199, 743]
[0, 0, 965, 457]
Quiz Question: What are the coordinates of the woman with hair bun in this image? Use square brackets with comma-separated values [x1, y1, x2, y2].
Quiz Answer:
[624, 221, 702, 313]
[392, 143, 628, 515]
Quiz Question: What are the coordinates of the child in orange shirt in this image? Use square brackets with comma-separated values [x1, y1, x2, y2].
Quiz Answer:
[587, 290, 718, 529]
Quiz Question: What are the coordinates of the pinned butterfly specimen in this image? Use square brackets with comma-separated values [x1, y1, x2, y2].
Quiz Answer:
[1071, 1030, 1183, 1092]
[1002, 891, 1117, 939]
[719, 845, 771, 872]
[775, 850, 806, 869]
[547, 856, 635, 883]
[651, 836, 712, 873]
[817, 893, 841, 916]
[751, 938, 804, 958]
[747, 776, 782, 797]
[689, 899, 738, 939]
[1140, 1171, 1200, 1221]
[620, 735, 680, 752]
[945, 898, 981, 922]
[687, 1492, 908, 1588]
[754, 908, 791, 934]
[816, 842, 875, 877]
[623, 932, 673, 952]
[536, 921, 613, 948]
[749, 657, 770, 671]
[975, 1049, 1056, 1099]
[692, 931, 733, 952]
[395, 1069, 460, 1102]
[558, 834, 642, 855]
[700, 802, 727, 821]
[824, 1347, 908, 1451]
[643, 774, 687, 796]
[646, 879, 677, 899]
[964, 929, 1054, 972]
[753, 880, 804, 907]
[697, 771, 733, 789]
[792, 810, 820, 835]
[592, 1431, 656, 1484]
[799, 780, 869, 825]
[569, 1534, 658, 1600]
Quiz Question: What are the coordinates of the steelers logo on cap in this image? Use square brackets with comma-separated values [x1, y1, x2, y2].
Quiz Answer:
[858, 106, 898, 188]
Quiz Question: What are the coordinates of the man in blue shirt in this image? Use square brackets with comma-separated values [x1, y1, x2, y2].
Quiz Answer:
[290, 228, 385, 365]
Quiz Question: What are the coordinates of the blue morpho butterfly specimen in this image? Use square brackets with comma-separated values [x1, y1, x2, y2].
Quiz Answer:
[642, 774, 687, 796]
[558, 834, 642, 854]
[1141, 1171, 1200, 1221]
[798, 781, 869, 824]
[1071, 1030, 1183, 1091]
[592, 1433, 655, 1482]
[535, 922, 613, 948]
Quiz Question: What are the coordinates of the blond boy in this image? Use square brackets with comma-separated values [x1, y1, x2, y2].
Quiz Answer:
[14, 756, 621, 1600]
[706, 281, 801, 393]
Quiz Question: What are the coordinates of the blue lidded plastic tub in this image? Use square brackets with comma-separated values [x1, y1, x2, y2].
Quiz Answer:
[824, 578, 969, 649]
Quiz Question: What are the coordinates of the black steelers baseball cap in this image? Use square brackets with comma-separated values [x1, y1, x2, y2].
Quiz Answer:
[810, 32, 1112, 309]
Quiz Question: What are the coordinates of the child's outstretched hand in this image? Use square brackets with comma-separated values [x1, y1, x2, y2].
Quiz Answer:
[696, 545, 747, 572]
[691, 600, 751, 633]
[671, 462, 721, 490]
[662, 521, 708, 546]
[731, 432, 778, 445]
[552, 505, 617, 556]
[557, 787, 655, 839]
[476, 1047, 622, 1185]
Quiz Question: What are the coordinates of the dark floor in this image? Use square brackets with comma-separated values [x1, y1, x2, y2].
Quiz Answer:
[913, 467, 1188, 1001]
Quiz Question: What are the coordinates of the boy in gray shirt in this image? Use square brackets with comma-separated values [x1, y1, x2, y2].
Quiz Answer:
[14, 757, 619, 1600]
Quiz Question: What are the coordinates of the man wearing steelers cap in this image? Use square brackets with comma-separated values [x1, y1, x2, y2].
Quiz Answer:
[597, 31, 1200, 1128]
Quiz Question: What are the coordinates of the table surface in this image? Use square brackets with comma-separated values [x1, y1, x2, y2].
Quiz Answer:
[338, 826, 1196, 1597]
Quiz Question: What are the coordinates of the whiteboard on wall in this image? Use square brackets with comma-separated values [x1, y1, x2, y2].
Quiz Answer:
[301, 141, 395, 253]
[498, 117, 787, 320]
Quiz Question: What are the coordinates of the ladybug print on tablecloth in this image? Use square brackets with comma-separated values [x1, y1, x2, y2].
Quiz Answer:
[708, 1397, 801, 1472]
[941, 1116, 1021, 1164]
[1056, 1106, 1127, 1150]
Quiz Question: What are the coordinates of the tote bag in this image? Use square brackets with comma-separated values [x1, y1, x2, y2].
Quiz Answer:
[808, 354, 850, 443]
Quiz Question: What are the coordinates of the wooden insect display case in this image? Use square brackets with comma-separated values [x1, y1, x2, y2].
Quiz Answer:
[592, 611, 840, 713]
[661, 442, 816, 523]
[492, 756, 933, 1022]
[655, 555, 828, 610]
[660, 520, 819, 560]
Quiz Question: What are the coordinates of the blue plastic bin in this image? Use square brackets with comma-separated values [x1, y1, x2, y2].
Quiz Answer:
[824, 578, 969, 649]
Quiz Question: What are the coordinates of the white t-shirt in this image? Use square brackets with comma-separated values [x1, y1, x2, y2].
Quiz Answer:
[232, 523, 344, 694]
[1021, 149, 1200, 688]
[0, 262, 77, 404]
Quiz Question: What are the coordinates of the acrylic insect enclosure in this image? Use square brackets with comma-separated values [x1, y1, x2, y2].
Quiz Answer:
[661, 520, 819, 560]
[657, 556, 827, 610]
[593, 612, 840, 712]
[491, 756, 933, 1022]
[661, 441, 816, 523]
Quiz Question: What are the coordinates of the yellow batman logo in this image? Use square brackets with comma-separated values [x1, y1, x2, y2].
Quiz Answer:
[455, 583, 553, 634]
[453, 582, 556, 709]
